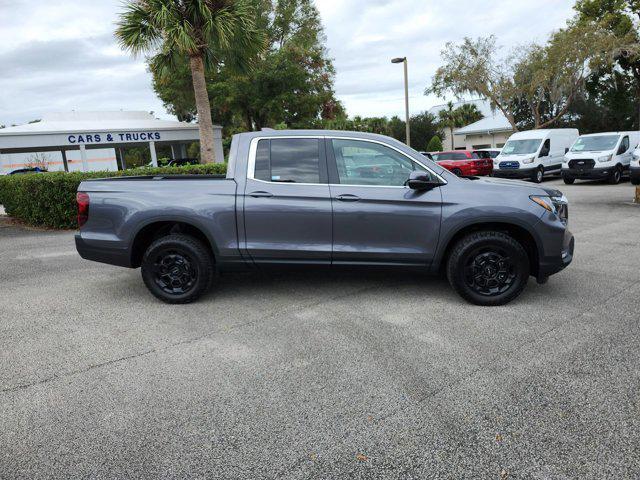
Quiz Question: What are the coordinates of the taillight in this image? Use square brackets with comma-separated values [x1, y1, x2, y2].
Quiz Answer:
[76, 192, 89, 228]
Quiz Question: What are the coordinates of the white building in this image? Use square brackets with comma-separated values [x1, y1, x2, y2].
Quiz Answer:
[0, 111, 224, 174]
[428, 99, 514, 150]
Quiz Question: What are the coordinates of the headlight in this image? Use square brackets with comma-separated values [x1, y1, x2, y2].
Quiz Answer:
[530, 195, 568, 222]
[522, 156, 534, 164]
[530, 196, 556, 213]
[597, 154, 613, 163]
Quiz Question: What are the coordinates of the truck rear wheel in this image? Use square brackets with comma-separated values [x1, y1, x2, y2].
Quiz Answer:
[446, 231, 530, 306]
[141, 234, 214, 304]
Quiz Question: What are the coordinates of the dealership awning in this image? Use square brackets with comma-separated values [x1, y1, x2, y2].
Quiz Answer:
[0, 111, 223, 171]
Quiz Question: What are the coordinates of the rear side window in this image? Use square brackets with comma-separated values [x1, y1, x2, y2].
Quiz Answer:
[254, 138, 321, 183]
[437, 152, 469, 160]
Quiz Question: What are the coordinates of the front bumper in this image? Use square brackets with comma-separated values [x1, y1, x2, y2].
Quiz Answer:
[538, 229, 574, 279]
[562, 167, 614, 180]
[75, 234, 132, 268]
[492, 167, 537, 179]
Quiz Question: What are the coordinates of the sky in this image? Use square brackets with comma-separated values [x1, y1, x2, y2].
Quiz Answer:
[0, 0, 576, 126]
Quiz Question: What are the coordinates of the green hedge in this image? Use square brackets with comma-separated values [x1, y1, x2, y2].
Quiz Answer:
[0, 164, 228, 229]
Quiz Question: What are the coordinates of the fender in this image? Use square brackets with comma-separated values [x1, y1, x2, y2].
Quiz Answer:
[127, 214, 222, 259]
[430, 213, 544, 273]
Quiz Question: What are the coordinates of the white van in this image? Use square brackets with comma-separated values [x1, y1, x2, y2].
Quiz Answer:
[493, 129, 579, 183]
[562, 131, 640, 185]
[631, 145, 640, 185]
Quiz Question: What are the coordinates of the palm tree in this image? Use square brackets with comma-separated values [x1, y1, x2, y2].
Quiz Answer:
[455, 103, 483, 127]
[116, 0, 262, 163]
[438, 102, 458, 150]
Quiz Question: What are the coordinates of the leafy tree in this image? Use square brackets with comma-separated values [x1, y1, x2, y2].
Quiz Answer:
[426, 135, 443, 152]
[116, 0, 263, 163]
[314, 112, 442, 147]
[409, 112, 443, 150]
[150, 0, 340, 133]
[574, 0, 640, 127]
[428, 27, 631, 130]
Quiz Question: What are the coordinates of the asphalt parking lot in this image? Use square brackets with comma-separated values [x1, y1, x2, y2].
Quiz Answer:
[1, 178, 639, 479]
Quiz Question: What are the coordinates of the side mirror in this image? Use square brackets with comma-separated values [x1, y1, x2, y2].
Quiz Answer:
[565, 147, 569, 154]
[407, 171, 442, 190]
[539, 149, 549, 158]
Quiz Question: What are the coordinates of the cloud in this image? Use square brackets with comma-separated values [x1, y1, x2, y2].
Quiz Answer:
[316, 0, 576, 117]
[0, 0, 577, 125]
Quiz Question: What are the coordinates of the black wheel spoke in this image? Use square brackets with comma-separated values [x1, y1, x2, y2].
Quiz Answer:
[151, 250, 197, 295]
[465, 248, 517, 297]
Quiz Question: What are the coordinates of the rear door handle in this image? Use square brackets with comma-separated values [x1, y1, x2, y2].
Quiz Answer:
[248, 191, 273, 198]
[336, 194, 360, 202]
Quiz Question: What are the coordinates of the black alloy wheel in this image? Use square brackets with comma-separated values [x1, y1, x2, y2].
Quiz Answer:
[141, 234, 214, 304]
[464, 247, 516, 297]
[152, 250, 197, 295]
[446, 231, 530, 306]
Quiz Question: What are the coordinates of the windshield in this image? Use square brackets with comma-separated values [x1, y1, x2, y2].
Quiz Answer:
[570, 135, 619, 152]
[501, 139, 542, 155]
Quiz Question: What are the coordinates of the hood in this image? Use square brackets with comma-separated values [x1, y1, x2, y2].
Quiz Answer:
[465, 175, 563, 197]
[565, 150, 611, 158]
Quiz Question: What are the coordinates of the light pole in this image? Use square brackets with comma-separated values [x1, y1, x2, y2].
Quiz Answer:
[391, 57, 410, 147]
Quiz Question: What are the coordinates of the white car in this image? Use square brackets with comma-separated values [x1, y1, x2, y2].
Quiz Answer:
[631, 146, 640, 185]
[475, 148, 502, 159]
[562, 131, 640, 185]
[493, 129, 579, 183]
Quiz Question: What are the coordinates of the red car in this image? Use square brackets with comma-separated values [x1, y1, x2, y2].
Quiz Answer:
[432, 150, 493, 176]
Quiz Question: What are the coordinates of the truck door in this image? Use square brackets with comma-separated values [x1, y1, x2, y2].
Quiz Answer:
[539, 138, 554, 171]
[242, 137, 332, 263]
[617, 135, 631, 168]
[326, 138, 442, 266]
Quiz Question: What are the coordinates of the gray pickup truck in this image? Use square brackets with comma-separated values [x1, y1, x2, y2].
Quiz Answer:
[75, 130, 574, 306]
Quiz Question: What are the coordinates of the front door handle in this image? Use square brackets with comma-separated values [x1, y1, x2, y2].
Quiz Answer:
[249, 191, 273, 198]
[336, 194, 360, 202]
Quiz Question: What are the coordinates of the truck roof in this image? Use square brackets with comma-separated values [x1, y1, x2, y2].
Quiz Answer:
[579, 131, 639, 137]
[508, 129, 579, 140]
[235, 129, 403, 143]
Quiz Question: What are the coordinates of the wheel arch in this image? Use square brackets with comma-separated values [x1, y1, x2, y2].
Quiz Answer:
[434, 221, 541, 277]
[130, 218, 218, 268]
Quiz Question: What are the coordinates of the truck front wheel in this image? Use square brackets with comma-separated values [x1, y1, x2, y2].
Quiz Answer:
[446, 231, 530, 306]
[532, 166, 544, 183]
[141, 234, 214, 304]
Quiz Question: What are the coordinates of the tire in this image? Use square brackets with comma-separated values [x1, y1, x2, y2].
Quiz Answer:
[532, 166, 544, 183]
[446, 231, 530, 306]
[608, 165, 622, 185]
[563, 177, 575, 185]
[452, 168, 463, 177]
[141, 234, 214, 304]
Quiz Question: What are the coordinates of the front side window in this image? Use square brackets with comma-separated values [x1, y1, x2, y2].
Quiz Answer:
[332, 139, 430, 186]
[254, 138, 321, 183]
[619, 136, 630, 154]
